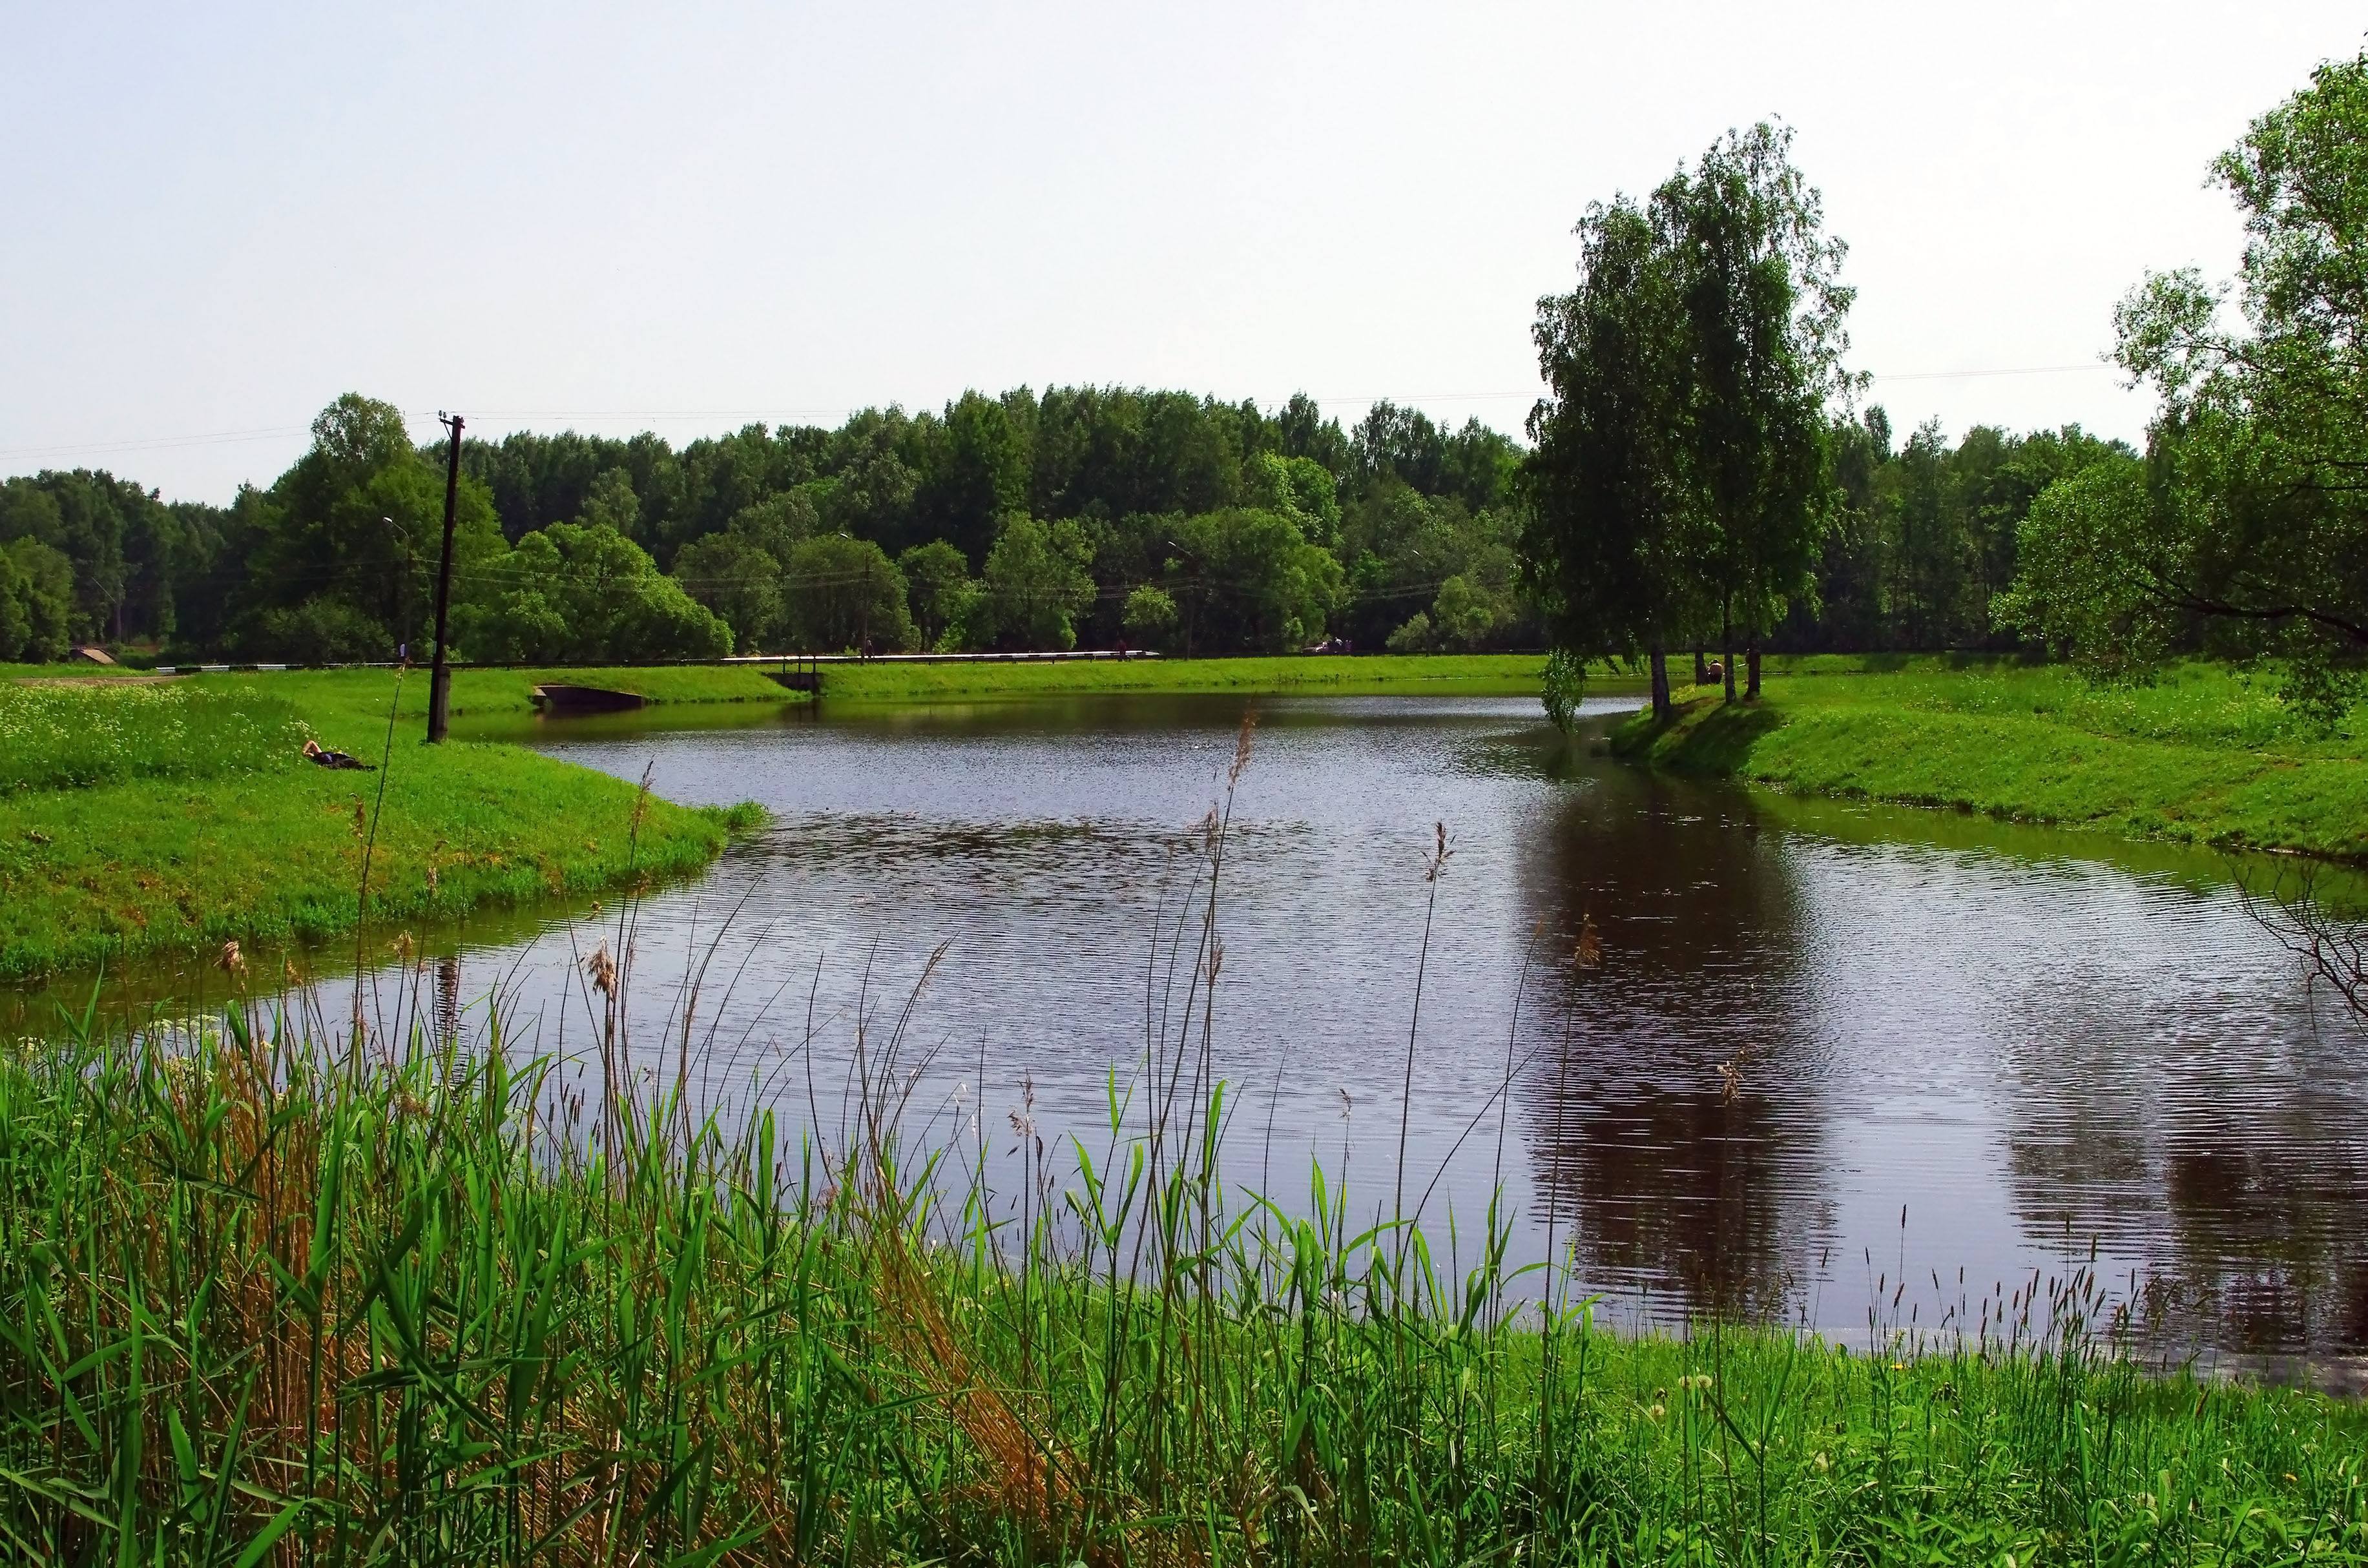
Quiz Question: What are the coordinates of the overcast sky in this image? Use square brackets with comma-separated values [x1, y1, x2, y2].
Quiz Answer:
[3, 3, 2361, 503]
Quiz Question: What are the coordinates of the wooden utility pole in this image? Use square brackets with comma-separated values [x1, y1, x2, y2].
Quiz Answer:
[428, 413, 464, 742]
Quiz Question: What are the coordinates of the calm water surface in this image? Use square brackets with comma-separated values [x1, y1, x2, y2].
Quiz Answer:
[39, 692, 2368, 1362]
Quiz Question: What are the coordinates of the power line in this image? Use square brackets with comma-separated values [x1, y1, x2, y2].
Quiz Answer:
[1, 365, 2134, 464]
[1867, 364, 2115, 382]
[0, 426, 313, 461]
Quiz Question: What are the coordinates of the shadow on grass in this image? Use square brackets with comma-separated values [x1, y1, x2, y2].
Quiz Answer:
[1610, 697, 1783, 774]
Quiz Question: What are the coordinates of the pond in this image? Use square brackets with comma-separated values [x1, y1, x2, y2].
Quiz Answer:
[25, 690, 2368, 1368]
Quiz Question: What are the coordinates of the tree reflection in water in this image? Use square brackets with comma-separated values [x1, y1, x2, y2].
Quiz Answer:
[1515, 756, 1832, 1328]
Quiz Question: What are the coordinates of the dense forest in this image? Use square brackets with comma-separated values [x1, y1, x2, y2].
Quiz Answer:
[1, 386, 2115, 668]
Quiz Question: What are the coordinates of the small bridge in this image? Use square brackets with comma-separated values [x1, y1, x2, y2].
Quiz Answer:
[767, 655, 822, 694]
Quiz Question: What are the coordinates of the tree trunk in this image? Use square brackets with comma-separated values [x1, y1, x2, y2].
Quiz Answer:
[1693, 645, 1707, 685]
[1721, 602, 1737, 705]
[1649, 641, 1672, 721]
[1746, 634, 1762, 700]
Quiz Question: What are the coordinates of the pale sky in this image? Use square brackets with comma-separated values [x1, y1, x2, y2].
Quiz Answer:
[3, 3, 2360, 504]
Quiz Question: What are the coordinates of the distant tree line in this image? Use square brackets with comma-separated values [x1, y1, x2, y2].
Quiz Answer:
[1790, 411, 2128, 655]
[4, 389, 2130, 673]
[1, 389, 1547, 665]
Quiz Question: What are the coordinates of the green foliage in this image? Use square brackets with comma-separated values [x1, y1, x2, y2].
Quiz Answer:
[0, 370, 2178, 670]
[1803, 413, 2130, 653]
[578, 464, 644, 537]
[234, 395, 509, 661]
[458, 521, 732, 662]
[0, 538, 73, 661]
[1167, 506, 1342, 653]
[727, 488, 820, 562]
[961, 516, 1095, 651]
[672, 530, 786, 652]
[782, 533, 915, 652]
[0, 467, 213, 648]
[1119, 581, 1178, 646]
[1541, 646, 1589, 732]
[1384, 610, 1435, 651]
[444, 387, 1533, 657]
[1243, 450, 1344, 548]
[2007, 51, 2368, 722]
[897, 538, 973, 650]
[1339, 480, 1533, 652]
[245, 594, 395, 663]
[1665, 122, 1851, 663]
[1991, 455, 2161, 677]
[1351, 398, 1521, 511]
[1523, 191, 1698, 710]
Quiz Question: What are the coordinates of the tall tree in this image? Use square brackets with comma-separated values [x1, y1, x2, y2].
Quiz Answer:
[1522, 196, 1701, 719]
[897, 539, 973, 650]
[963, 517, 1096, 651]
[236, 395, 504, 661]
[1659, 121, 1853, 699]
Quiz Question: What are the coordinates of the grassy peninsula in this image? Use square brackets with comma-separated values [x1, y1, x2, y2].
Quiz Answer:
[1611, 657, 2368, 862]
[0, 670, 771, 982]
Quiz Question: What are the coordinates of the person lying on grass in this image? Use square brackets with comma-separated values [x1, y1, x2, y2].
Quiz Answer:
[301, 739, 376, 770]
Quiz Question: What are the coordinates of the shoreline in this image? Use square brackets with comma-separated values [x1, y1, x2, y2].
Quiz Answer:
[1608, 659, 2368, 866]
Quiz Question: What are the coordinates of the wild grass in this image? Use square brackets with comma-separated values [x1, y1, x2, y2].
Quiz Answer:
[1617, 660, 2368, 861]
[0, 674, 761, 982]
[2, 711, 2363, 1564]
[0, 683, 309, 793]
[3, 973, 2363, 1563]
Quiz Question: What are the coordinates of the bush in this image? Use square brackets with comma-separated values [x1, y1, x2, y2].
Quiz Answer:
[459, 522, 731, 663]
[245, 596, 393, 663]
[1121, 583, 1179, 648]
[783, 535, 915, 652]
[959, 517, 1094, 651]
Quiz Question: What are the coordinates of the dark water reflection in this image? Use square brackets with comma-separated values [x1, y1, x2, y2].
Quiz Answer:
[14, 692, 2365, 1362]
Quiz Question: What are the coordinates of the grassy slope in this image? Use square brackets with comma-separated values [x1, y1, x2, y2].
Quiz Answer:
[0, 668, 771, 981]
[822, 651, 1553, 700]
[1615, 657, 2368, 861]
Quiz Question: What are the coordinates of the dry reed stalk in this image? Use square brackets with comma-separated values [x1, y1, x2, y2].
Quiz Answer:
[861, 1188, 1199, 1567]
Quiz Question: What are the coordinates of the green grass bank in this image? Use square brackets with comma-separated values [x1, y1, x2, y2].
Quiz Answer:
[820, 650, 1555, 701]
[1612, 657, 2368, 862]
[2, 1018, 2360, 1564]
[0, 668, 771, 982]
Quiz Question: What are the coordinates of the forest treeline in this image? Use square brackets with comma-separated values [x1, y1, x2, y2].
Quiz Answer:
[2, 387, 2114, 668]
